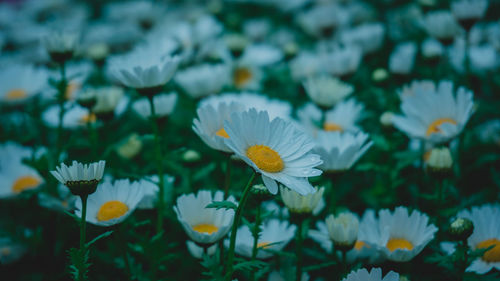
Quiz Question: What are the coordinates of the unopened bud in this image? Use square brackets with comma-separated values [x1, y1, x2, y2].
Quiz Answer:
[450, 217, 474, 241]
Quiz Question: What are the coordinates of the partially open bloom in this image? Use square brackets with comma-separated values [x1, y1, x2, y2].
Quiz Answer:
[230, 219, 296, 259]
[314, 131, 372, 172]
[422, 11, 461, 45]
[223, 109, 322, 195]
[303, 75, 353, 108]
[132, 92, 178, 119]
[280, 185, 325, 214]
[364, 206, 437, 262]
[326, 212, 359, 250]
[76, 179, 145, 226]
[427, 147, 453, 171]
[175, 64, 230, 99]
[43, 30, 79, 62]
[392, 80, 474, 144]
[174, 190, 236, 245]
[0, 64, 48, 105]
[452, 0, 488, 30]
[51, 160, 105, 196]
[342, 268, 399, 281]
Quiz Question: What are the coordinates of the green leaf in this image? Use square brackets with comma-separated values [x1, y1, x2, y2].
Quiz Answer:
[205, 201, 238, 211]
[86, 230, 113, 248]
[233, 260, 267, 271]
[303, 261, 337, 272]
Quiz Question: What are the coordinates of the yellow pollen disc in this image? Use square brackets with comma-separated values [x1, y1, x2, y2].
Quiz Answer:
[12, 176, 40, 193]
[97, 201, 129, 222]
[257, 242, 271, 249]
[386, 238, 414, 252]
[323, 122, 343, 132]
[423, 150, 432, 162]
[233, 68, 252, 87]
[0, 247, 11, 256]
[477, 239, 500, 262]
[79, 113, 97, 124]
[246, 145, 284, 173]
[192, 223, 219, 234]
[426, 118, 457, 136]
[65, 82, 80, 100]
[5, 89, 27, 101]
[354, 240, 367, 251]
[215, 128, 229, 138]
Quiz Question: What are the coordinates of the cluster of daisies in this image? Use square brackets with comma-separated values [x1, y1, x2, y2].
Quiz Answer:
[1, 0, 500, 280]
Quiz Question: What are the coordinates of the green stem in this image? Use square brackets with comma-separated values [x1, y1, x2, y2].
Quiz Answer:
[225, 172, 256, 281]
[56, 61, 68, 161]
[461, 239, 469, 281]
[224, 155, 232, 199]
[79, 194, 88, 281]
[86, 111, 98, 159]
[147, 96, 165, 234]
[251, 204, 262, 281]
[295, 218, 305, 281]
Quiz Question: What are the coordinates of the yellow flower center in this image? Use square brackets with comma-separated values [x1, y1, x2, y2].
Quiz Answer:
[79, 113, 97, 124]
[323, 122, 343, 132]
[426, 118, 457, 136]
[477, 239, 500, 262]
[386, 238, 414, 252]
[354, 240, 367, 251]
[246, 145, 284, 173]
[257, 241, 271, 249]
[5, 89, 27, 101]
[65, 82, 80, 100]
[233, 68, 253, 88]
[12, 176, 40, 193]
[192, 223, 219, 234]
[97, 201, 129, 221]
[215, 128, 229, 138]
[0, 247, 11, 256]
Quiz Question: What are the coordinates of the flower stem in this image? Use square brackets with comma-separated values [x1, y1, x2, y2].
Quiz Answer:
[224, 155, 232, 199]
[147, 96, 165, 234]
[461, 239, 469, 281]
[250, 204, 262, 281]
[86, 111, 98, 159]
[56, 61, 68, 161]
[295, 218, 305, 281]
[79, 194, 88, 281]
[225, 172, 256, 281]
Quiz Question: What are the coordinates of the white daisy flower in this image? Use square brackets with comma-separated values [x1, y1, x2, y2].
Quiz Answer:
[422, 38, 444, 59]
[42, 30, 79, 59]
[174, 190, 237, 245]
[339, 23, 385, 54]
[322, 45, 362, 78]
[193, 101, 245, 153]
[314, 131, 372, 172]
[303, 75, 353, 108]
[44, 62, 93, 101]
[392, 80, 474, 144]
[326, 211, 359, 249]
[0, 64, 48, 105]
[451, 0, 488, 27]
[75, 179, 145, 226]
[457, 204, 500, 274]
[51, 160, 106, 185]
[296, 3, 350, 38]
[223, 109, 322, 195]
[240, 44, 284, 67]
[174, 64, 230, 99]
[136, 174, 174, 209]
[364, 206, 438, 262]
[186, 240, 217, 259]
[389, 42, 417, 75]
[289, 52, 323, 82]
[0, 161, 43, 199]
[85, 86, 126, 117]
[422, 10, 462, 45]
[231, 63, 263, 90]
[132, 92, 178, 119]
[0, 238, 27, 265]
[280, 185, 325, 214]
[342, 268, 399, 281]
[42, 102, 97, 129]
[230, 219, 296, 259]
[0, 142, 32, 167]
[108, 47, 179, 90]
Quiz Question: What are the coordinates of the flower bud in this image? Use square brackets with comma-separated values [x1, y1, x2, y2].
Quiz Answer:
[116, 134, 143, 159]
[280, 186, 325, 215]
[449, 217, 474, 241]
[325, 212, 359, 251]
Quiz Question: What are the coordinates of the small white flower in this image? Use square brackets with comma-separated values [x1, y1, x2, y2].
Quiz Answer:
[175, 64, 230, 99]
[289, 52, 323, 82]
[339, 23, 385, 54]
[280, 185, 325, 214]
[314, 131, 372, 172]
[43, 30, 79, 55]
[421, 38, 444, 59]
[186, 240, 217, 259]
[364, 206, 438, 262]
[51, 160, 106, 185]
[342, 268, 399, 281]
[303, 75, 353, 108]
[174, 190, 236, 245]
[108, 47, 179, 89]
[0, 162, 44, 199]
[322, 45, 362, 77]
[193, 101, 245, 153]
[0, 64, 48, 105]
[76, 179, 145, 226]
[392, 80, 474, 144]
[389, 42, 417, 75]
[296, 3, 350, 38]
[230, 219, 296, 259]
[223, 109, 322, 195]
[240, 44, 284, 67]
[326, 212, 359, 248]
[451, 0, 488, 21]
[42, 103, 97, 129]
[422, 10, 461, 44]
[427, 147, 453, 170]
[132, 92, 178, 119]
